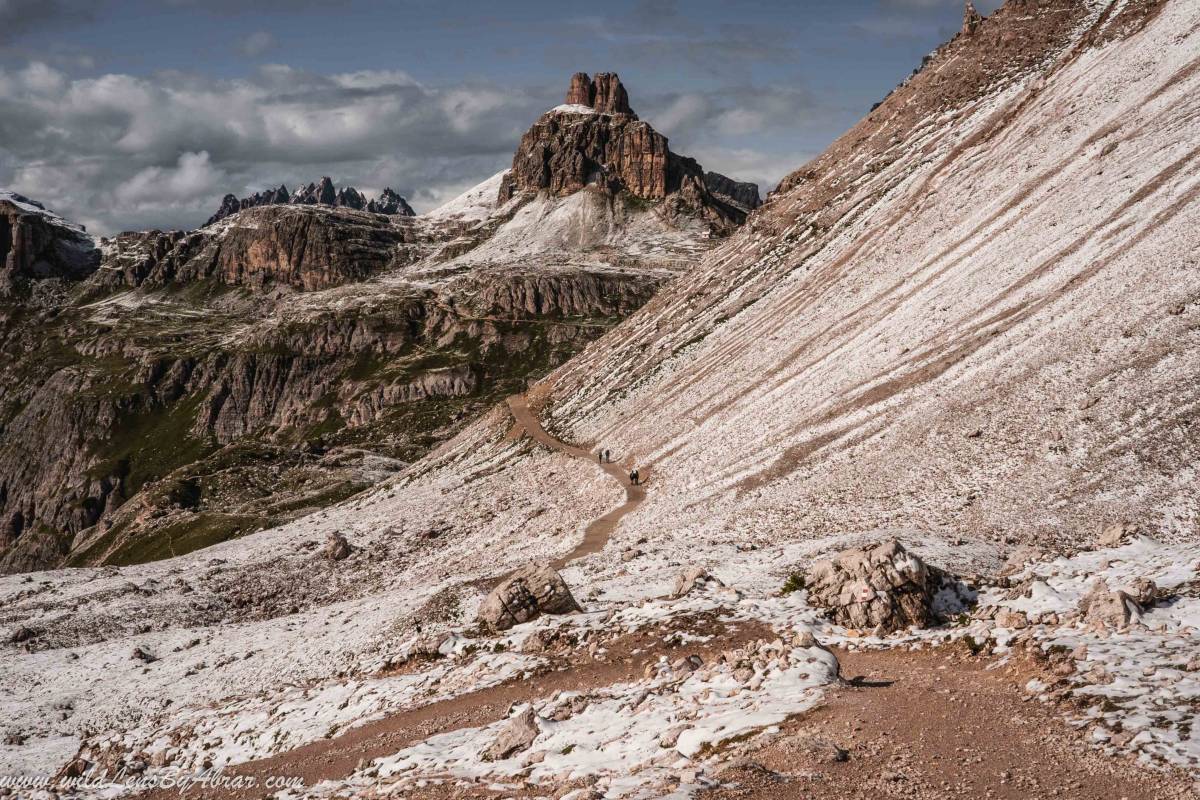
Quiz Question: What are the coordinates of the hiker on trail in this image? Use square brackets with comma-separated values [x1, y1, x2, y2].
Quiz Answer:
[599, 450, 604, 463]
[605, 448, 612, 463]
[629, 469, 640, 486]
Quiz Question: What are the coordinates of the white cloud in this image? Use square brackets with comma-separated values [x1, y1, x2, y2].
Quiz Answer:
[236, 31, 276, 58]
[0, 62, 546, 233]
[114, 151, 222, 206]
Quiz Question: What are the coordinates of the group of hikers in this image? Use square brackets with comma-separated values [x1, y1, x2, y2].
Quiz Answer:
[598, 448, 641, 486]
[597, 448, 643, 484]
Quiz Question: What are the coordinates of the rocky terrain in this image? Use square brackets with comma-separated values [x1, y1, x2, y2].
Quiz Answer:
[0, 0, 1198, 798]
[0, 74, 751, 574]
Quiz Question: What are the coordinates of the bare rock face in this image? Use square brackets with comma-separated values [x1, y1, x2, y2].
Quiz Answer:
[0, 196, 99, 295]
[566, 71, 594, 106]
[804, 540, 939, 633]
[481, 705, 539, 761]
[156, 205, 416, 291]
[367, 188, 415, 216]
[590, 72, 632, 115]
[497, 73, 748, 233]
[703, 171, 762, 212]
[478, 562, 580, 631]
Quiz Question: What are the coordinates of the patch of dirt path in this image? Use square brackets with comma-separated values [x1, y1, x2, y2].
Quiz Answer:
[702, 646, 1199, 800]
[134, 617, 769, 799]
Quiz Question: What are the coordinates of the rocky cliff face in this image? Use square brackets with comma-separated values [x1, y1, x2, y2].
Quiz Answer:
[0, 72, 756, 573]
[497, 73, 750, 234]
[703, 171, 761, 212]
[206, 178, 415, 226]
[0, 193, 99, 296]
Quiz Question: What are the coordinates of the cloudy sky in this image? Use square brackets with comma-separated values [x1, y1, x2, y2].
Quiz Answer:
[0, 0, 1001, 235]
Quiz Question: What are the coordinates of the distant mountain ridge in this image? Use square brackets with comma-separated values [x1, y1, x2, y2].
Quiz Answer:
[205, 177, 415, 226]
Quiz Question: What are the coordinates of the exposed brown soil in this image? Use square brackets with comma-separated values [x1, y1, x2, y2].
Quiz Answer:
[701, 646, 1199, 800]
[133, 615, 770, 799]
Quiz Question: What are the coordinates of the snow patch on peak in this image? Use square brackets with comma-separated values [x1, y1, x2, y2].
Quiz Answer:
[550, 103, 597, 116]
[423, 171, 508, 222]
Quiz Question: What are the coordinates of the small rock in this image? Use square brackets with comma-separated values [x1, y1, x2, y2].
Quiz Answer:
[322, 531, 352, 561]
[670, 566, 724, 599]
[1078, 579, 1139, 630]
[1096, 521, 1139, 549]
[481, 706, 539, 761]
[804, 540, 941, 633]
[1124, 576, 1158, 607]
[131, 646, 157, 663]
[659, 724, 689, 748]
[8, 626, 35, 644]
[796, 734, 849, 763]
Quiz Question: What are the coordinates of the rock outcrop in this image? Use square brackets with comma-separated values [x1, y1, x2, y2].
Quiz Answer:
[497, 73, 749, 233]
[205, 178, 414, 226]
[0, 194, 99, 296]
[963, 1, 983, 36]
[703, 171, 761, 212]
[804, 540, 940, 633]
[478, 563, 580, 631]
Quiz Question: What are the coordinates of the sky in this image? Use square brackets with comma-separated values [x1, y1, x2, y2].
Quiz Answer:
[0, 0, 1003, 235]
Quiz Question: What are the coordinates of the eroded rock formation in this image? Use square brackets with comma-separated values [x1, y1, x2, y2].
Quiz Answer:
[206, 178, 414, 226]
[497, 73, 749, 233]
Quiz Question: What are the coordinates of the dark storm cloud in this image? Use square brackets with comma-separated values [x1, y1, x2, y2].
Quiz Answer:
[0, 0, 97, 44]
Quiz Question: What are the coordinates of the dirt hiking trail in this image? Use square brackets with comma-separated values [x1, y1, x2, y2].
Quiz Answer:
[506, 394, 646, 570]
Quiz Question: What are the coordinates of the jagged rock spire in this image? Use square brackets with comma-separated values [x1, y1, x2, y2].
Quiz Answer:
[963, 1, 983, 35]
[563, 72, 634, 116]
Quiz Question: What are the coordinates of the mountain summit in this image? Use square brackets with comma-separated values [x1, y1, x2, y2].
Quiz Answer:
[498, 72, 760, 224]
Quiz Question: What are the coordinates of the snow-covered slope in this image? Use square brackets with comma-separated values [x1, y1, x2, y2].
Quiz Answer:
[543, 0, 1200, 549]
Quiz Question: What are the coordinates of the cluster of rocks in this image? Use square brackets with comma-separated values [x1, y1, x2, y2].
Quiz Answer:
[646, 629, 840, 690]
[804, 540, 941, 634]
[478, 562, 581, 632]
[205, 177, 414, 226]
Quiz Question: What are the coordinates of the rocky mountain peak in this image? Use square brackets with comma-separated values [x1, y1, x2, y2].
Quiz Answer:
[206, 178, 414, 226]
[497, 72, 756, 231]
[963, 1, 983, 35]
[563, 71, 634, 116]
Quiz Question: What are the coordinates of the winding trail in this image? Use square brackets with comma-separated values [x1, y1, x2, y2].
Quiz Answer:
[506, 395, 645, 569]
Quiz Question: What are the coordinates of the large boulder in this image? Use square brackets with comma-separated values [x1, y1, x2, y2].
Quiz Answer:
[478, 562, 581, 632]
[804, 540, 939, 633]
